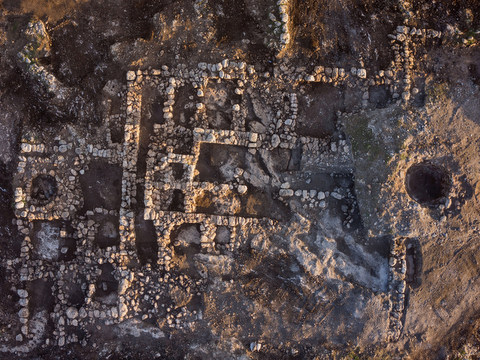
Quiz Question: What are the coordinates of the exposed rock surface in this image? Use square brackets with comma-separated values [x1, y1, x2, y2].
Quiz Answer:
[0, 1, 480, 359]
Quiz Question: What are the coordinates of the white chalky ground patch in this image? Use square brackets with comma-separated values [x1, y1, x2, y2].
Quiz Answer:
[36, 222, 60, 261]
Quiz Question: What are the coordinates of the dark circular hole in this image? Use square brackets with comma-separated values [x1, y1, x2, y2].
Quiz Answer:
[405, 162, 450, 206]
[31, 175, 58, 204]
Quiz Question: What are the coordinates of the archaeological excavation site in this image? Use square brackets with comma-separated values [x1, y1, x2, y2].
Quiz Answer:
[1, 0, 480, 359]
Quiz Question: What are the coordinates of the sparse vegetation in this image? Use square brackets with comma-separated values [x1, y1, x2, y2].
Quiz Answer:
[344, 114, 387, 162]
[426, 82, 450, 104]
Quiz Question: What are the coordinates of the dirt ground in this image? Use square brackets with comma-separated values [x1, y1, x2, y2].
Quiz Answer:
[1, 0, 480, 359]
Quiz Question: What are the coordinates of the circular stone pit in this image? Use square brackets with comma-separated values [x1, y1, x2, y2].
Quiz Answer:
[405, 162, 450, 206]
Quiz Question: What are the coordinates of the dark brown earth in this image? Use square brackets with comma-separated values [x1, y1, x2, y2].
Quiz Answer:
[1, 0, 480, 359]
